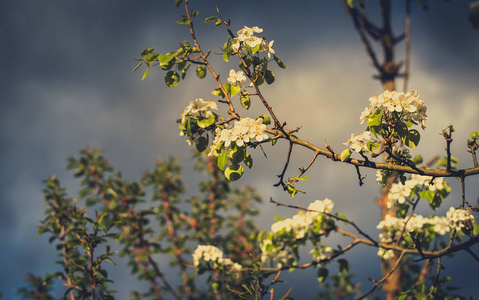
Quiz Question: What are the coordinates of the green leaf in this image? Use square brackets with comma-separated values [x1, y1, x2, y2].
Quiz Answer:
[223, 51, 229, 62]
[217, 152, 228, 170]
[195, 136, 208, 152]
[175, 0, 183, 7]
[196, 65, 207, 79]
[223, 83, 240, 97]
[132, 62, 143, 73]
[317, 268, 328, 283]
[473, 221, 479, 236]
[260, 114, 271, 125]
[265, 70, 275, 84]
[158, 53, 176, 64]
[297, 176, 310, 181]
[471, 131, 479, 139]
[405, 129, 420, 148]
[341, 149, 351, 162]
[437, 158, 447, 168]
[212, 88, 225, 98]
[165, 71, 180, 87]
[240, 93, 251, 109]
[204, 16, 216, 23]
[141, 48, 154, 58]
[141, 67, 150, 81]
[244, 152, 253, 169]
[412, 155, 423, 165]
[337, 259, 350, 273]
[367, 111, 382, 127]
[191, 10, 199, 17]
[224, 164, 244, 181]
[197, 116, 215, 128]
[215, 19, 223, 26]
[250, 44, 261, 54]
[229, 147, 245, 165]
[175, 18, 191, 25]
[273, 55, 286, 69]
[160, 60, 175, 70]
[367, 141, 379, 152]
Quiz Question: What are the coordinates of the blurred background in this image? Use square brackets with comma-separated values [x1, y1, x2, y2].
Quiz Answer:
[1, 0, 479, 298]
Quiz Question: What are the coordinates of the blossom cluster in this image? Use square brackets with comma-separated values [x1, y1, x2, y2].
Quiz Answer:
[376, 208, 475, 259]
[343, 131, 372, 153]
[209, 117, 268, 155]
[192, 245, 242, 271]
[179, 98, 218, 146]
[360, 90, 428, 129]
[269, 199, 334, 238]
[387, 174, 448, 208]
[260, 199, 335, 268]
[180, 98, 218, 125]
[227, 69, 247, 86]
[447, 207, 475, 232]
[231, 26, 275, 58]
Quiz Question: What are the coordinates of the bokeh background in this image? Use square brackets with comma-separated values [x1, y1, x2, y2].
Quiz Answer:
[1, 0, 479, 298]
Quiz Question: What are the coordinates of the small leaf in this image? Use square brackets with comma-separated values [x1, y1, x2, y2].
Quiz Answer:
[244, 152, 253, 169]
[197, 116, 215, 128]
[195, 136, 208, 152]
[229, 147, 245, 165]
[224, 164, 244, 181]
[347, 0, 355, 9]
[471, 131, 479, 139]
[165, 71, 180, 87]
[217, 152, 228, 170]
[341, 149, 351, 162]
[297, 176, 310, 181]
[223, 83, 240, 97]
[412, 155, 423, 165]
[367, 111, 382, 127]
[240, 93, 251, 109]
[196, 65, 207, 79]
[338, 259, 350, 273]
[405, 129, 420, 148]
[141, 67, 150, 81]
[258, 115, 270, 126]
[215, 19, 223, 26]
[273, 55, 286, 69]
[204, 16, 216, 23]
[132, 62, 143, 73]
[158, 53, 176, 64]
[317, 268, 328, 283]
[175, 18, 191, 25]
[265, 70, 275, 84]
[212, 88, 225, 98]
[175, 0, 183, 8]
[223, 51, 229, 62]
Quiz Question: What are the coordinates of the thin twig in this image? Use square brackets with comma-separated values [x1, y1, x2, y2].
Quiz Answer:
[359, 251, 406, 300]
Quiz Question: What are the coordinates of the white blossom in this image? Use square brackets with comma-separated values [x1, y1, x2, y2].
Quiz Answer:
[360, 90, 428, 129]
[208, 117, 269, 156]
[446, 207, 475, 232]
[344, 131, 372, 153]
[227, 69, 247, 85]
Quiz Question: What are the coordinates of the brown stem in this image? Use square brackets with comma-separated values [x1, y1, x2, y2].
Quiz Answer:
[184, 0, 239, 120]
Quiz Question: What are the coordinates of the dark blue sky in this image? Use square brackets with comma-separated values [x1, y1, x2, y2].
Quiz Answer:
[1, 0, 479, 298]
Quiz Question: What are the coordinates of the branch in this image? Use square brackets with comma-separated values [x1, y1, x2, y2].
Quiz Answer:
[184, 0, 239, 120]
[359, 251, 406, 300]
